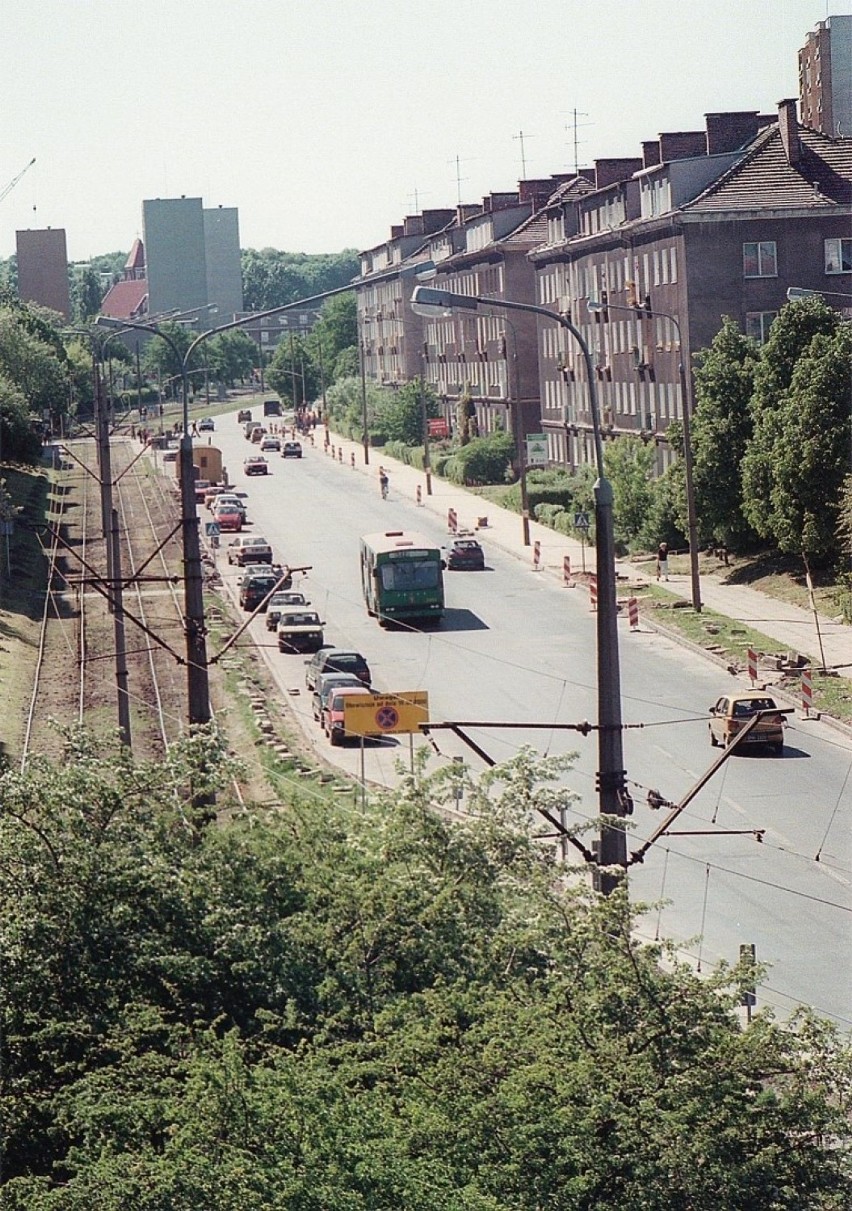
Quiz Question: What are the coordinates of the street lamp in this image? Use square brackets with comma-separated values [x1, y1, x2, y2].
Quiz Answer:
[587, 297, 702, 613]
[411, 285, 628, 892]
[787, 285, 852, 301]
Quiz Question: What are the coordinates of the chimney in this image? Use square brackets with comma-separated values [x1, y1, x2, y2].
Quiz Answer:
[705, 111, 761, 154]
[778, 98, 802, 165]
[658, 131, 707, 161]
[402, 215, 426, 237]
[642, 140, 661, 168]
[593, 157, 643, 188]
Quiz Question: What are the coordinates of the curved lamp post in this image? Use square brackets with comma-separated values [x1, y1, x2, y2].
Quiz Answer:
[587, 297, 701, 613]
[411, 285, 628, 892]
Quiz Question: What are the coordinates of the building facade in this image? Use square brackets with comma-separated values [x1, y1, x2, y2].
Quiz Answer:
[142, 196, 243, 322]
[15, 227, 70, 319]
[799, 14, 852, 138]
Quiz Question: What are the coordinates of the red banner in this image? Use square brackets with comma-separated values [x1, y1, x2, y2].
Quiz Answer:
[428, 418, 449, 438]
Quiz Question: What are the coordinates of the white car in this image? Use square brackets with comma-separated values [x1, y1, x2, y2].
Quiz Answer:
[260, 435, 281, 453]
[208, 493, 246, 519]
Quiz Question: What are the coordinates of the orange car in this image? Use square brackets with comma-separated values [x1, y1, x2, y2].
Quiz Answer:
[708, 692, 786, 754]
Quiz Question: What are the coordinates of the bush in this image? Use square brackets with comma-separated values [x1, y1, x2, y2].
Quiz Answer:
[443, 431, 514, 486]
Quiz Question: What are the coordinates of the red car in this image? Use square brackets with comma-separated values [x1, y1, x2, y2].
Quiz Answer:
[244, 455, 269, 476]
[211, 504, 243, 532]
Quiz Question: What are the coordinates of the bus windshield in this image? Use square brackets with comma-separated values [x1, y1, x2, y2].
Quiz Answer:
[379, 560, 440, 591]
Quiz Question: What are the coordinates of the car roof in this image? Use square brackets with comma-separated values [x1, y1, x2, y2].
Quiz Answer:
[329, 686, 373, 702]
[319, 649, 364, 660]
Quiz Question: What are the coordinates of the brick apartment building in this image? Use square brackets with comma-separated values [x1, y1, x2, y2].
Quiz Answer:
[15, 227, 70, 319]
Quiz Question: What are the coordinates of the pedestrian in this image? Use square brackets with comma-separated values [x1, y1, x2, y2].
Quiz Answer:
[656, 541, 669, 582]
[191, 420, 198, 436]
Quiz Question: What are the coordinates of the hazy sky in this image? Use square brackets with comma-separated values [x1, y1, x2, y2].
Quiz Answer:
[3, 0, 848, 262]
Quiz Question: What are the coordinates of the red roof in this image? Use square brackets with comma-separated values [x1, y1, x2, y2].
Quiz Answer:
[124, 238, 145, 273]
[100, 277, 148, 320]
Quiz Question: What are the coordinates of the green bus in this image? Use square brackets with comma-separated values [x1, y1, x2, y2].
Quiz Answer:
[360, 530, 445, 626]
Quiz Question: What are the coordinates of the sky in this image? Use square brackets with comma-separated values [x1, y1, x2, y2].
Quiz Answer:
[2, 0, 849, 263]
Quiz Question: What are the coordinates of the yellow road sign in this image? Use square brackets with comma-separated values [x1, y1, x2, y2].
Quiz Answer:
[344, 691, 429, 737]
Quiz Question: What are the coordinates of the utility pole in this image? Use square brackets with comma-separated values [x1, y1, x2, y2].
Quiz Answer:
[420, 368, 433, 496]
[110, 506, 132, 746]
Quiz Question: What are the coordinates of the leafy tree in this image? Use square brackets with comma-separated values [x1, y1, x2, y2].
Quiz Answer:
[205, 328, 256, 388]
[602, 433, 657, 551]
[372, 380, 439, 446]
[333, 345, 360, 380]
[742, 300, 848, 561]
[141, 320, 199, 393]
[63, 338, 96, 416]
[323, 373, 385, 440]
[69, 265, 104, 324]
[267, 335, 321, 408]
[0, 375, 42, 463]
[0, 306, 69, 427]
[241, 249, 359, 313]
[690, 317, 758, 549]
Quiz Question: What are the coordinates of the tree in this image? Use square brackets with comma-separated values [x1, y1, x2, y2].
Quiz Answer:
[241, 248, 359, 313]
[140, 320, 198, 392]
[0, 375, 42, 463]
[308, 291, 357, 391]
[603, 434, 657, 551]
[205, 329, 256, 388]
[0, 306, 69, 428]
[69, 265, 104, 324]
[267, 335, 321, 408]
[690, 317, 758, 550]
[742, 299, 848, 561]
[373, 380, 439, 446]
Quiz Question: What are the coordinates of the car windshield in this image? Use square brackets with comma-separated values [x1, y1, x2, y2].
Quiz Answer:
[281, 613, 319, 626]
[330, 691, 368, 710]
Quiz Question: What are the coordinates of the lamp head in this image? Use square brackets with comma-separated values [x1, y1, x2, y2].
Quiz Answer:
[786, 287, 814, 301]
[586, 298, 606, 313]
[410, 285, 478, 318]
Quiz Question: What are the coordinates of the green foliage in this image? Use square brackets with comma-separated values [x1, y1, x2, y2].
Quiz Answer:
[267, 335, 322, 408]
[603, 434, 658, 551]
[141, 320, 198, 383]
[0, 376, 42, 463]
[205, 328, 256, 388]
[372, 380, 439, 447]
[0, 305, 69, 430]
[68, 265, 104, 324]
[309, 291, 357, 390]
[443, 430, 514, 486]
[742, 300, 848, 562]
[691, 317, 759, 549]
[502, 467, 577, 514]
[240, 248, 359, 313]
[1, 733, 851, 1204]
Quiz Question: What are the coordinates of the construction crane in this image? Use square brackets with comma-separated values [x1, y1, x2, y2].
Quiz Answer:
[0, 157, 36, 205]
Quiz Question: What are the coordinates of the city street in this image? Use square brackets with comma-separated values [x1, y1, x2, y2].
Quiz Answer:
[200, 413, 852, 1027]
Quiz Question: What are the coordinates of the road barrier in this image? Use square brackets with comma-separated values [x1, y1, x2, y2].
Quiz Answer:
[747, 648, 758, 684]
[350, 452, 355, 468]
[532, 540, 541, 571]
[628, 596, 639, 630]
[448, 508, 458, 533]
[338, 447, 343, 462]
[330, 444, 335, 459]
[802, 667, 813, 716]
[589, 574, 598, 611]
[562, 555, 574, 586]
[416, 484, 422, 506]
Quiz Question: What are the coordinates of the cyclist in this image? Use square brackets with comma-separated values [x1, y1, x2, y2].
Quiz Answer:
[379, 467, 389, 500]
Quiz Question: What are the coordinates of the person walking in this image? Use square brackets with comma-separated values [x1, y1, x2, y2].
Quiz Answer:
[656, 541, 669, 581]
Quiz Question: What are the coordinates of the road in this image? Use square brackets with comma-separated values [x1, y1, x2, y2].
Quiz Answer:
[197, 414, 852, 1027]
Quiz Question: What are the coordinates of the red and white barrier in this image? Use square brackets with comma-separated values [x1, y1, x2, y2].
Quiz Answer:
[628, 596, 639, 630]
[747, 648, 758, 684]
[589, 574, 598, 611]
[562, 555, 573, 587]
[802, 667, 813, 716]
[416, 484, 422, 506]
[532, 540, 541, 571]
[350, 451, 355, 468]
[338, 447, 343, 462]
[448, 508, 458, 533]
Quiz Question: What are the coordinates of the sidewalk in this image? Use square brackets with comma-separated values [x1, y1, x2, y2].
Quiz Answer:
[318, 425, 852, 685]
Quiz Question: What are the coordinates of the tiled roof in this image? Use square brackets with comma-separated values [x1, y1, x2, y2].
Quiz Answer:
[100, 278, 148, 320]
[685, 124, 852, 211]
[498, 211, 550, 250]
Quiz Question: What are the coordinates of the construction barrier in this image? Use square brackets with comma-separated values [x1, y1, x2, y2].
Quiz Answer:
[628, 596, 639, 630]
[350, 452, 355, 468]
[338, 447, 343, 462]
[747, 647, 758, 684]
[562, 555, 573, 586]
[416, 484, 422, 506]
[589, 574, 598, 611]
[532, 540, 541, 571]
[330, 444, 335, 459]
[448, 508, 458, 533]
[802, 667, 813, 716]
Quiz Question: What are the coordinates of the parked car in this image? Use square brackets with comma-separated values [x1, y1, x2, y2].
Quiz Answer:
[323, 686, 376, 746]
[237, 409, 252, 423]
[227, 535, 273, 566]
[244, 455, 269, 476]
[446, 536, 486, 570]
[311, 671, 365, 721]
[260, 435, 281, 453]
[305, 648, 372, 691]
[192, 479, 212, 503]
[198, 416, 215, 432]
[241, 562, 290, 587]
[239, 571, 281, 612]
[208, 492, 246, 519]
[708, 693, 786, 754]
[203, 484, 228, 509]
[282, 441, 303, 459]
[265, 590, 310, 631]
[162, 443, 178, 463]
[211, 503, 243, 532]
[277, 610, 325, 653]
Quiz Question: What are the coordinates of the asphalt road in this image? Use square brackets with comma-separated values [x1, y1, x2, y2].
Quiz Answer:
[198, 415, 852, 1027]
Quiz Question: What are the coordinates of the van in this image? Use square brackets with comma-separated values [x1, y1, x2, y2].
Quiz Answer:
[263, 399, 282, 417]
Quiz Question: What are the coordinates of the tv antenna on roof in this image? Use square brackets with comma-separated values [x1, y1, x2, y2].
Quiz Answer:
[565, 109, 592, 175]
[513, 130, 533, 179]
